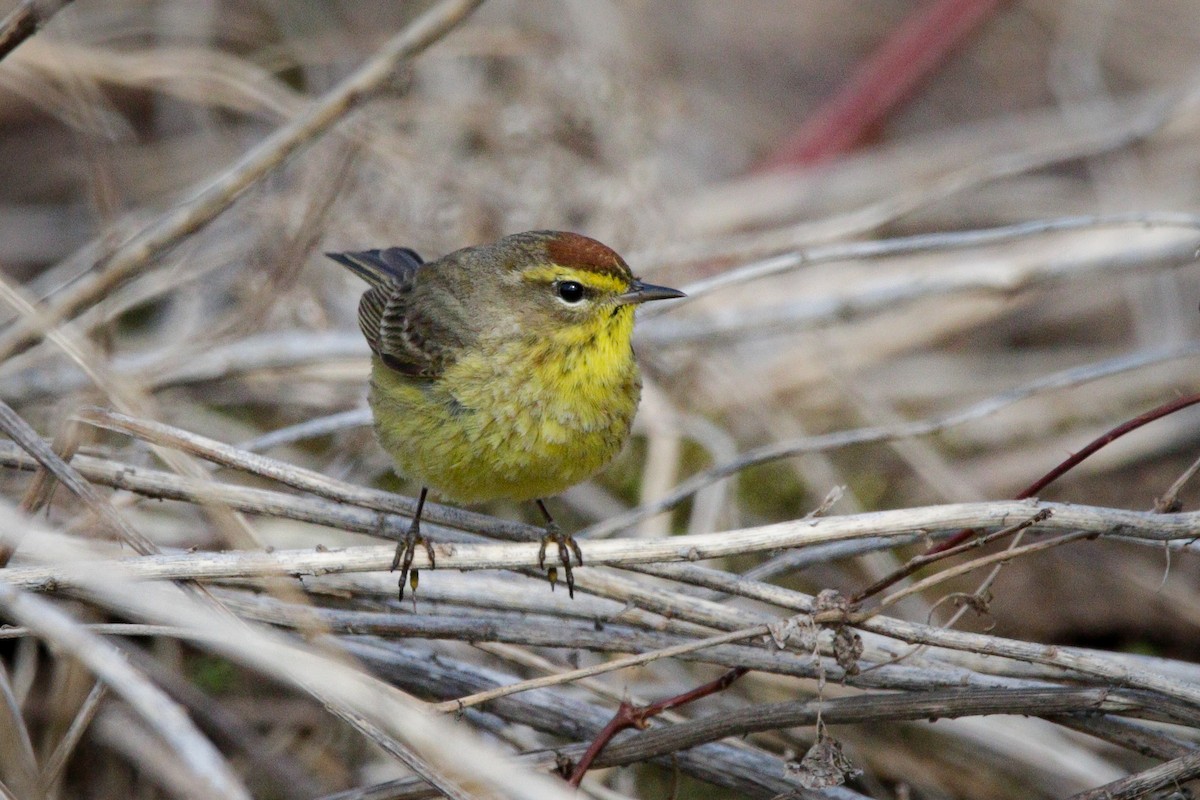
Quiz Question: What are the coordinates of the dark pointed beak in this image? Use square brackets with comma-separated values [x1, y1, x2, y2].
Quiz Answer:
[615, 280, 686, 306]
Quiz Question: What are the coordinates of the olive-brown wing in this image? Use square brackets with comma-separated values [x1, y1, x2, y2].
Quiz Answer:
[327, 247, 452, 379]
[331, 245, 475, 381]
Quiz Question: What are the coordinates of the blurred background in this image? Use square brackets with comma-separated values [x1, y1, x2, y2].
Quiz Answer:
[4, 1, 1200, 797]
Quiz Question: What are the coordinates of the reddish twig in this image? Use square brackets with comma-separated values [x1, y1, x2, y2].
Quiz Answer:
[855, 391, 1200, 604]
[565, 666, 749, 787]
[1010, 392, 1200, 502]
[757, 0, 1003, 170]
[851, 508, 1050, 604]
[940, 391, 1200, 553]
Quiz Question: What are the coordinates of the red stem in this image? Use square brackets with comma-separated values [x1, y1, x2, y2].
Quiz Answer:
[566, 666, 748, 787]
[758, 0, 1004, 170]
[924, 391, 1200, 558]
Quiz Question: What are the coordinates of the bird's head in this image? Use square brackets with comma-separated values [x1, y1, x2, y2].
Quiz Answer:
[470, 230, 684, 348]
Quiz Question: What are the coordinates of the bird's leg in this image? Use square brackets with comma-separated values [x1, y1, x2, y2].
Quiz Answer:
[535, 499, 583, 598]
[391, 487, 435, 603]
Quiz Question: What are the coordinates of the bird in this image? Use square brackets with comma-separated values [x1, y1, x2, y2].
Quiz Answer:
[327, 230, 685, 600]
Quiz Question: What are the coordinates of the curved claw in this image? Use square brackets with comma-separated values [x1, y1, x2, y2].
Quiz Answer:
[537, 524, 582, 599]
[392, 520, 435, 603]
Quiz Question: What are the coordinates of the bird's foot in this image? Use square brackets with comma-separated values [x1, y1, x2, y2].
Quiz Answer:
[537, 521, 583, 599]
[391, 519, 435, 604]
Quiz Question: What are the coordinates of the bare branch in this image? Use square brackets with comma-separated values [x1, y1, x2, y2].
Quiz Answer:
[0, 582, 250, 800]
[1065, 749, 1200, 800]
[0, 0, 485, 361]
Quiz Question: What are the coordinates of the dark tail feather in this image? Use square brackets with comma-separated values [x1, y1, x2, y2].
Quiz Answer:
[325, 247, 424, 288]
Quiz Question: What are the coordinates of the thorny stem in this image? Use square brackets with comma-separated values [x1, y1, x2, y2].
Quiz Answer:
[1011, 392, 1200, 502]
[854, 391, 1200, 603]
[565, 666, 749, 787]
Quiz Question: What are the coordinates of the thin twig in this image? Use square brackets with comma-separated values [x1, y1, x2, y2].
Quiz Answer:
[0, 400, 156, 555]
[433, 627, 767, 714]
[38, 682, 108, 795]
[72, 406, 538, 542]
[237, 408, 371, 453]
[343, 639, 814, 800]
[2, 501, 1198, 591]
[567, 667, 749, 786]
[1155, 450, 1200, 513]
[622, 561, 1200, 716]
[583, 686, 1129, 773]
[650, 211, 1200, 314]
[1014, 392, 1200, 501]
[0, 273, 264, 549]
[863, 529, 1093, 619]
[645, 90, 1190, 267]
[0, 660, 37, 798]
[0, 503, 577, 800]
[1065, 748, 1200, 800]
[923, 390, 1200, 560]
[0, 0, 485, 361]
[0, 581, 251, 800]
[580, 340, 1200, 539]
[851, 509, 1051, 603]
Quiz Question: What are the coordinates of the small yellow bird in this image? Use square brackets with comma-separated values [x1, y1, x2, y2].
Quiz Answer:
[327, 231, 684, 599]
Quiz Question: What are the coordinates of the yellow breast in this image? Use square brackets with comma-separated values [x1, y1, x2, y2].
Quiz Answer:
[369, 308, 641, 504]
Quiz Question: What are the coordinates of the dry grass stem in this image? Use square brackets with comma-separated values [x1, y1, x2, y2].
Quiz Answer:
[5, 3, 1200, 797]
[0, 0, 485, 361]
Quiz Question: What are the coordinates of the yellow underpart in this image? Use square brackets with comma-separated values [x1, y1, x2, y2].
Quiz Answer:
[369, 301, 641, 504]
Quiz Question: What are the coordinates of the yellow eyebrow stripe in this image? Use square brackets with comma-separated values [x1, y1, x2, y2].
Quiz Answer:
[522, 264, 629, 294]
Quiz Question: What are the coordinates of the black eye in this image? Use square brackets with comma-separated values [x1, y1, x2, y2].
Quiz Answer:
[556, 280, 586, 304]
